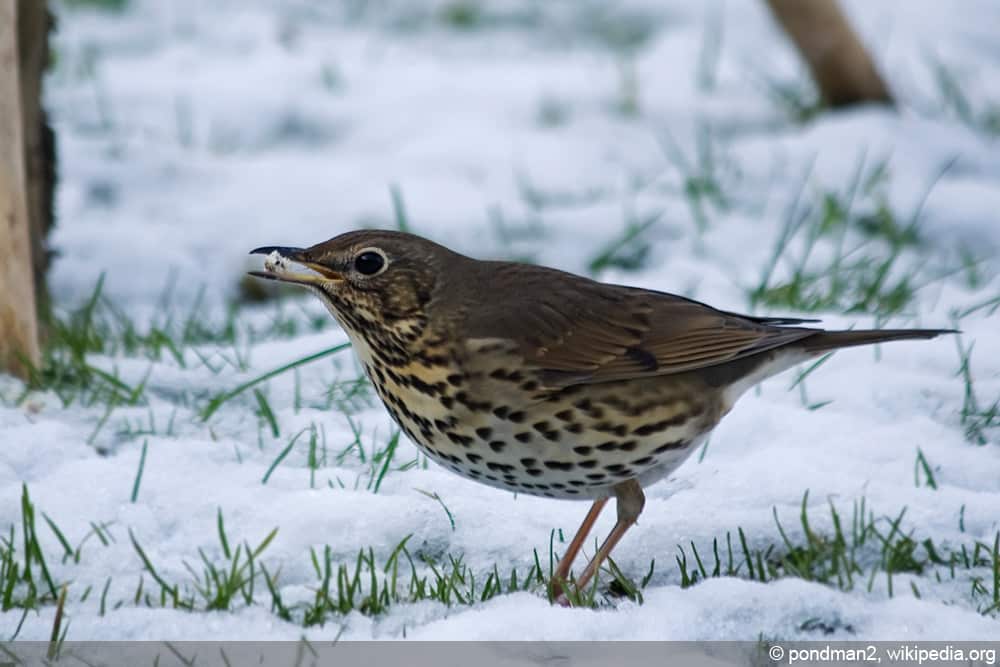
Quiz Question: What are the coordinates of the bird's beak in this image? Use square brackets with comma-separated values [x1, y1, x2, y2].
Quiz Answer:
[247, 245, 343, 286]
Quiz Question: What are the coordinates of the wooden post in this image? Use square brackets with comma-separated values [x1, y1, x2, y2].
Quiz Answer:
[19, 0, 56, 319]
[0, 0, 41, 378]
[765, 0, 893, 108]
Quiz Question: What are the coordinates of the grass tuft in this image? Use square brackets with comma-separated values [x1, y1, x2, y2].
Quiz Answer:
[924, 56, 1000, 137]
[296, 537, 547, 625]
[128, 511, 279, 612]
[952, 335, 1000, 446]
[0, 486, 108, 637]
[200, 343, 351, 421]
[673, 492, 1000, 616]
[750, 155, 957, 316]
[588, 211, 662, 274]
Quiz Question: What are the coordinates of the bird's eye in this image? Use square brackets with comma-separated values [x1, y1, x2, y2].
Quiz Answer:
[353, 250, 385, 276]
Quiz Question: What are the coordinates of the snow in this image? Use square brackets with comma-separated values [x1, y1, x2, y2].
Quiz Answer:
[2, 0, 999, 641]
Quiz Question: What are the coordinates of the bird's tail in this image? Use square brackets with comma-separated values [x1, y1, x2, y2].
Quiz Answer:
[800, 328, 956, 353]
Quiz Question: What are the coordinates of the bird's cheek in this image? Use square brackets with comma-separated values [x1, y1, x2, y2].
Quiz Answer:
[382, 289, 425, 320]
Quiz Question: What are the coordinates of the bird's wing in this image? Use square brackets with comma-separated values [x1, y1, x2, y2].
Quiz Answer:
[458, 264, 819, 389]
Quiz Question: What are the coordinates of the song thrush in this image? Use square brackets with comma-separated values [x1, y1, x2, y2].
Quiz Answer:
[249, 230, 951, 603]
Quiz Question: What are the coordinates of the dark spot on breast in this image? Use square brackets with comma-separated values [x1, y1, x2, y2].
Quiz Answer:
[514, 432, 533, 443]
[446, 432, 474, 447]
[417, 353, 449, 366]
[433, 419, 450, 432]
[492, 406, 510, 419]
[596, 441, 618, 452]
[531, 421, 561, 441]
[568, 480, 586, 487]
[446, 374, 464, 386]
[408, 375, 441, 396]
[544, 461, 574, 471]
[605, 463, 627, 473]
[594, 421, 627, 437]
[489, 440, 507, 452]
[475, 427, 493, 440]
[526, 468, 543, 477]
[554, 409, 573, 421]
[507, 411, 526, 424]
[564, 422, 583, 434]
[632, 456, 654, 466]
[466, 453, 483, 463]
[619, 440, 638, 452]
[453, 391, 491, 411]
[439, 396, 454, 409]
[572, 446, 592, 455]
[550, 482, 565, 489]
[585, 472, 606, 480]
[654, 440, 688, 453]
[578, 460, 598, 469]
[489, 368, 524, 383]
[520, 457, 537, 467]
[633, 414, 688, 436]
[521, 380, 539, 392]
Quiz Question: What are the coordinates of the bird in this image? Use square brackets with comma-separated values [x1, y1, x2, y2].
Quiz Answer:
[249, 230, 952, 604]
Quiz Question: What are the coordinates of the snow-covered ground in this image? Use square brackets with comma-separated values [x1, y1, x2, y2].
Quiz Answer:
[2, 0, 999, 641]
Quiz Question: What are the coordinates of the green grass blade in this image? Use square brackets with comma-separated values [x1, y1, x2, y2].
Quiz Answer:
[200, 343, 351, 421]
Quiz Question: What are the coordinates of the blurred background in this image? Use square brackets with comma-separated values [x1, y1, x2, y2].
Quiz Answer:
[16, 0, 1000, 316]
[1, 0, 999, 643]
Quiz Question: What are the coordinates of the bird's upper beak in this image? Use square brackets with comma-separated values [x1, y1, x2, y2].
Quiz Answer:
[248, 245, 343, 286]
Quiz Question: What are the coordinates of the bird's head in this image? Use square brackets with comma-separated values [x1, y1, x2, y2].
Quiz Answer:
[249, 230, 459, 348]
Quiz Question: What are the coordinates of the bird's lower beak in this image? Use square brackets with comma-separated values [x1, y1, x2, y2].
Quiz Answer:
[247, 246, 343, 286]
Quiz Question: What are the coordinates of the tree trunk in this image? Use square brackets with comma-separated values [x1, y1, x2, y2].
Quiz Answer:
[0, 0, 41, 378]
[765, 0, 893, 108]
[19, 0, 57, 320]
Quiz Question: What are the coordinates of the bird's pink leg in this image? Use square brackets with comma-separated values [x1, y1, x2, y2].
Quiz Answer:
[557, 480, 646, 606]
[550, 497, 609, 600]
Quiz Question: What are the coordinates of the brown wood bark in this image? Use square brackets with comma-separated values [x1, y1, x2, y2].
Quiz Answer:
[0, 0, 41, 378]
[765, 0, 893, 108]
[18, 0, 56, 319]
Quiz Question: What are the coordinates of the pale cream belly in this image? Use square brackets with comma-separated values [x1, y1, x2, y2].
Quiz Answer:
[368, 366, 720, 501]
